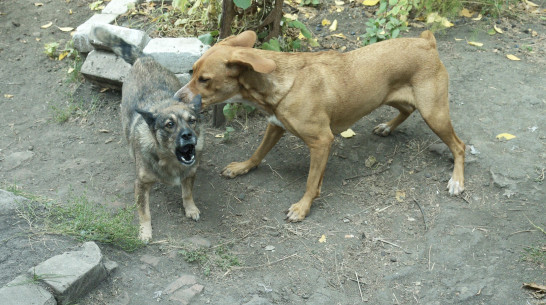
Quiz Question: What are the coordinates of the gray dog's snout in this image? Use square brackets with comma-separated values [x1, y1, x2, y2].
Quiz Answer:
[180, 129, 194, 141]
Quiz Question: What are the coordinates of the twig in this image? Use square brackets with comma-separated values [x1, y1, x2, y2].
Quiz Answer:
[230, 253, 298, 271]
[507, 229, 535, 237]
[526, 215, 546, 235]
[428, 245, 432, 271]
[412, 198, 428, 231]
[355, 271, 364, 302]
[335, 250, 344, 291]
[268, 164, 283, 179]
[373, 238, 411, 254]
[344, 166, 390, 181]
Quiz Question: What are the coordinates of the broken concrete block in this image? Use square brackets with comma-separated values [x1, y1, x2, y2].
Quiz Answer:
[0, 275, 56, 305]
[29, 242, 110, 305]
[102, 0, 138, 15]
[143, 38, 209, 74]
[81, 50, 131, 89]
[73, 13, 118, 53]
[0, 189, 28, 212]
[169, 283, 204, 305]
[90, 24, 151, 53]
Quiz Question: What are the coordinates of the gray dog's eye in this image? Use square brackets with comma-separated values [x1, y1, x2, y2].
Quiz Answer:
[165, 121, 175, 128]
[188, 117, 196, 124]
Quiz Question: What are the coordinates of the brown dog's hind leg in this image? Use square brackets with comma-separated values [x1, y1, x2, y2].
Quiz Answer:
[222, 123, 285, 178]
[286, 132, 334, 222]
[373, 103, 415, 136]
[181, 174, 200, 220]
[135, 179, 154, 242]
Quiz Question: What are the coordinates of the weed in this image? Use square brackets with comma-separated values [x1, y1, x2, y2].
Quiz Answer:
[180, 245, 240, 276]
[44, 42, 60, 58]
[301, 0, 320, 7]
[223, 126, 235, 141]
[522, 245, 546, 265]
[46, 193, 145, 252]
[361, 0, 412, 45]
[49, 94, 100, 124]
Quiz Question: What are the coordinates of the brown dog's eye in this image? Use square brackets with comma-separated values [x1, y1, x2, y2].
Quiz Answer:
[165, 121, 175, 128]
[198, 76, 210, 83]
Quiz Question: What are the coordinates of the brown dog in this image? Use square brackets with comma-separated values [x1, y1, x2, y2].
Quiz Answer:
[176, 30, 465, 222]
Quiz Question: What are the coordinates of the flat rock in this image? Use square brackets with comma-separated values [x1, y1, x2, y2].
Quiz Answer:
[81, 50, 131, 89]
[0, 275, 56, 305]
[140, 254, 160, 267]
[3, 151, 34, 170]
[29, 242, 109, 305]
[164, 274, 197, 294]
[143, 38, 209, 74]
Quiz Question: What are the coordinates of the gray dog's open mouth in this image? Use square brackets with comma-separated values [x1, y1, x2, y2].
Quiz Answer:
[176, 144, 195, 165]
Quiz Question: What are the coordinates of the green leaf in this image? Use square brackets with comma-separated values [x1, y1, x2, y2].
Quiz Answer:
[390, 5, 400, 15]
[223, 104, 236, 121]
[198, 33, 214, 45]
[378, 1, 387, 13]
[392, 28, 400, 38]
[233, 0, 251, 10]
[261, 39, 281, 51]
[389, 0, 398, 6]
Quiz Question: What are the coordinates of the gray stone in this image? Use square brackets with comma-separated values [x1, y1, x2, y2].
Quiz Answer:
[143, 38, 209, 74]
[243, 295, 273, 305]
[90, 24, 150, 53]
[3, 150, 34, 170]
[0, 275, 56, 305]
[29, 242, 108, 305]
[103, 258, 119, 274]
[102, 0, 138, 15]
[169, 283, 204, 305]
[164, 274, 197, 294]
[489, 169, 514, 189]
[184, 235, 212, 249]
[73, 13, 118, 53]
[140, 254, 160, 267]
[0, 189, 28, 212]
[81, 50, 131, 89]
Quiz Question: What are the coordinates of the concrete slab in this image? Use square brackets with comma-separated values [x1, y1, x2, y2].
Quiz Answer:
[102, 0, 138, 15]
[143, 38, 209, 74]
[73, 13, 118, 53]
[0, 275, 56, 305]
[29, 242, 108, 305]
[90, 24, 151, 53]
[81, 50, 131, 89]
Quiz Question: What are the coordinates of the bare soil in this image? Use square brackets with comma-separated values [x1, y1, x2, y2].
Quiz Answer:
[1, 0, 544, 304]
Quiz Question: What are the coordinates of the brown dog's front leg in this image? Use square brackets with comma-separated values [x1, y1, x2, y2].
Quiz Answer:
[286, 134, 333, 222]
[181, 174, 200, 220]
[135, 179, 154, 242]
[222, 123, 285, 178]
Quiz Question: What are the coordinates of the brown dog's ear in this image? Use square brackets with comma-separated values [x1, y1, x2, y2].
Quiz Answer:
[228, 49, 276, 74]
[219, 31, 257, 48]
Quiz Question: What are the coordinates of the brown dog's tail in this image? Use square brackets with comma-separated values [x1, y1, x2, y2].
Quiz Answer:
[420, 30, 437, 49]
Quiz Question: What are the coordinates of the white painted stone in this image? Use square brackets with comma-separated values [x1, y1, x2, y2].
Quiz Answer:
[102, 0, 138, 15]
[143, 38, 209, 74]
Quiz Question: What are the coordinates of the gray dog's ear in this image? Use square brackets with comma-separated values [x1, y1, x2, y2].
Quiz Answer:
[229, 49, 276, 74]
[219, 31, 257, 48]
[136, 109, 156, 128]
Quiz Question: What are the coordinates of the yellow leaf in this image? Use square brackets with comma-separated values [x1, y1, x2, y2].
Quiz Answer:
[69, 9, 73, 14]
[58, 51, 69, 61]
[283, 13, 298, 21]
[506, 54, 520, 61]
[331, 33, 347, 39]
[472, 13, 482, 21]
[67, 67, 74, 74]
[99, 88, 109, 93]
[340, 128, 356, 138]
[459, 8, 473, 17]
[395, 190, 406, 202]
[531, 30, 537, 37]
[441, 18, 454, 28]
[329, 19, 338, 32]
[322, 18, 331, 26]
[362, 0, 379, 6]
[34, 2, 44, 6]
[468, 41, 483, 47]
[336, 6, 343, 12]
[215, 134, 225, 138]
[319, 234, 326, 243]
[525, 0, 538, 6]
[426, 12, 439, 24]
[454, 38, 463, 41]
[335, 0, 344, 5]
[494, 25, 503, 34]
[57, 26, 74, 32]
[345, 234, 355, 238]
[496, 133, 516, 140]
[41, 22, 53, 29]
[4, 94, 14, 98]
[298, 32, 305, 40]
[35, 38, 41, 42]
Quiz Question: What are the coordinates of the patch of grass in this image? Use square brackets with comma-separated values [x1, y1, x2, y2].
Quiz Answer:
[49, 94, 100, 124]
[46, 193, 145, 252]
[522, 245, 546, 265]
[180, 245, 241, 276]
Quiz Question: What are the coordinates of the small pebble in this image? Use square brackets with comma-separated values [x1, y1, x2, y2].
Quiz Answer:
[315, 25, 322, 32]
[265, 245, 275, 251]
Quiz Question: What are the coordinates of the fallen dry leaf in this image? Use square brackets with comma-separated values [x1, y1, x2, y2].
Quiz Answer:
[329, 19, 338, 32]
[340, 128, 355, 138]
[41, 22, 53, 29]
[468, 41, 483, 47]
[215, 134, 225, 138]
[395, 190, 406, 202]
[67, 67, 74, 74]
[319, 234, 326, 243]
[459, 8, 473, 17]
[454, 38, 463, 41]
[496, 133, 516, 140]
[506, 54, 520, 61]
[58, 51, 69, 61]
[331, 33, 347, 39]
[472, 13, 482, 21]
[345, 234, 355, 239]
[4, 94, 14, 98]
[99, 129, 110, 133]
[362, 0, 379, 5]
[57, 26, 74, 32]
[34, 2, 44, 6]
[524, 0, 539, 7]
[494, 25, 503, 34]
[322, 18, 331, 26]
[283, 13, 298, 21]
[334, 0, 344, 5]
[523, 282, 546, 291]
[99, 87, 109, 93]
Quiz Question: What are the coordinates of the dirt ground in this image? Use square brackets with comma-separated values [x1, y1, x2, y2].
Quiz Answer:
[1, 0, 545, 304]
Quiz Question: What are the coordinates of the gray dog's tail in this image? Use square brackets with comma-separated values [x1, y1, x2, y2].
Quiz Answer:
[92, 25, 141, 64]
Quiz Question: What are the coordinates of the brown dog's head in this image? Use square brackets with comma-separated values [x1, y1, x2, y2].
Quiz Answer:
[175, 31, 276, 108]
[137, 95, 202, 166]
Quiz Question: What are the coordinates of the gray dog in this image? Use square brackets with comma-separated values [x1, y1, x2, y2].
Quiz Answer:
[93, 26, 204, 242]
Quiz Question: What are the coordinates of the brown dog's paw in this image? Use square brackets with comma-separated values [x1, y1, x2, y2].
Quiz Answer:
[221, 162, 251, 178]
[373, 123, 392, 137]
[447, 177, 464, 195]
[185, 206, 201, 221]
[286, 202, 310, 222]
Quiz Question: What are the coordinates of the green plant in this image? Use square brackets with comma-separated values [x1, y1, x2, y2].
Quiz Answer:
[44, 42, 60, 58]
[261, 18, 318, 52]
[301, 0, 320, 7]
[361, 0, 413, 45]
[180, 245, 240, 276]
[522, 245, 546, 265]
[46, 193, 145, 252]
[49, 94, 100, 124]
